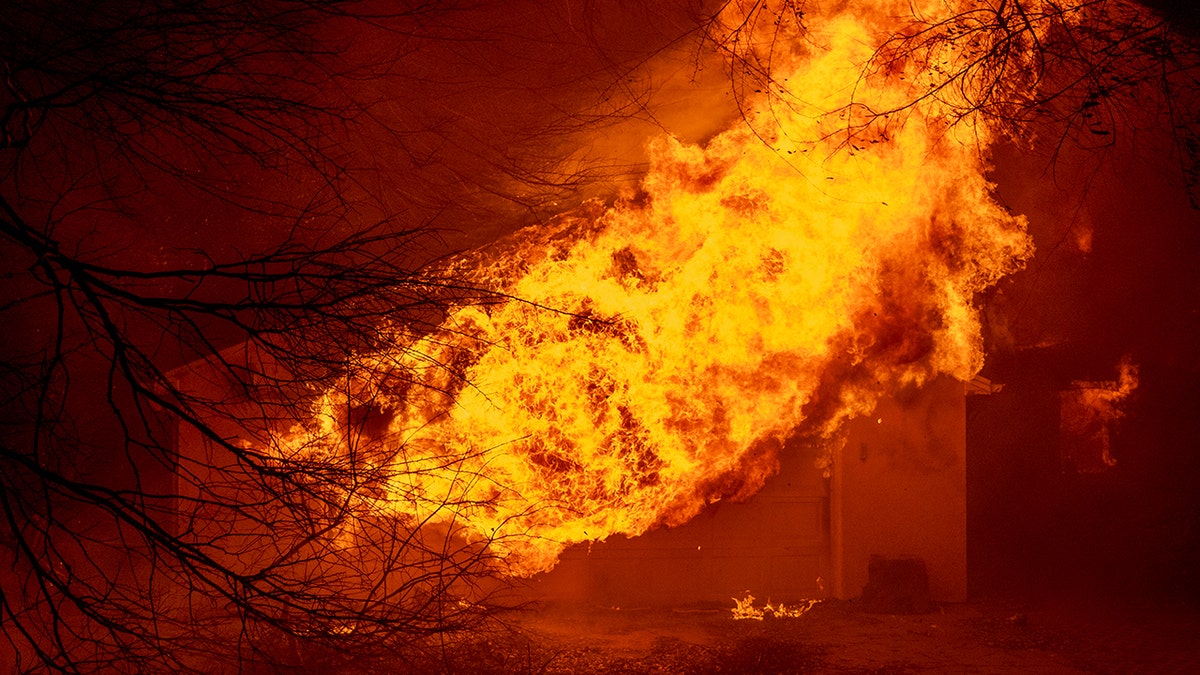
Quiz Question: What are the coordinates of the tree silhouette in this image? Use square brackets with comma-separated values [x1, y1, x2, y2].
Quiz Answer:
[712, 0, 1200, 201]
[0, 1, 591, 671]
[7, 0, 1198, 672]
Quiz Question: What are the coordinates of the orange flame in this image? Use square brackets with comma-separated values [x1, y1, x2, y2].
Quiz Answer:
[283, 2, 1034, 576]
[732, 594, 820, 621]
[1060, 356, 1139, 473]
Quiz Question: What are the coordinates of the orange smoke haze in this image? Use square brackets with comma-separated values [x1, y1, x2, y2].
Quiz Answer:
[280, 1, 1039, 576]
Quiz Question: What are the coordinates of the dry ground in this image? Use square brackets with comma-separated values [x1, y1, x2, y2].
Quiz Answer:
[430, 596, 1200, 674]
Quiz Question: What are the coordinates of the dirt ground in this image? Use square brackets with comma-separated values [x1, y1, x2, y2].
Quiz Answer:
[461, 595, 1200, 674]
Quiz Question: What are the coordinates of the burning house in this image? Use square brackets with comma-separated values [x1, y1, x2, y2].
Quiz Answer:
[3, 0, 1200, 672]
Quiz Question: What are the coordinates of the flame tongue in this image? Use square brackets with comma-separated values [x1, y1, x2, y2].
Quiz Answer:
[290, 4, 1032, 576]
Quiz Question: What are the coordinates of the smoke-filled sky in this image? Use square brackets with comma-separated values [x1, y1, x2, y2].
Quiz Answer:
[7, 0, 1197, 306]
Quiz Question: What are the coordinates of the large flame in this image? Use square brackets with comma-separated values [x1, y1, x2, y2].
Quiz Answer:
[283, 2, 1037, 575]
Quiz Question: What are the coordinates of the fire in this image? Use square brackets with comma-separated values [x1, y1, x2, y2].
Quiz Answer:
[281, 2, 1035, 575]
[731, 594, 821, 621]
[1060, 356, 1140, 473]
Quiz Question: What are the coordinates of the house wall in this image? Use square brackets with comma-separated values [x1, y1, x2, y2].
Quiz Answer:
[831, 376, 968, 602]
[169, 350, 968, 607]
[531, 377, 969, 606]
[527, 435, 830, 606]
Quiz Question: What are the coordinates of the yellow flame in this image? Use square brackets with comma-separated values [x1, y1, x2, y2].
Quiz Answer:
[731, 593, 819, 620]
[731, 593, 764, 621]
[766, 599, 821, 619]
[282, 2, 1036, 576]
